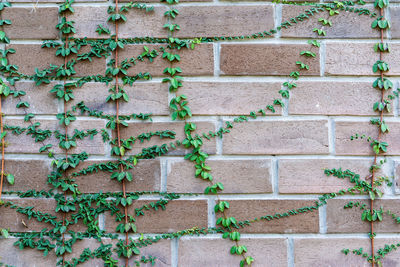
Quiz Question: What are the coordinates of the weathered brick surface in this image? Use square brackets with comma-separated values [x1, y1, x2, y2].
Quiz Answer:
[167, 159, 272, 193]
[2, 7, 59, 39]
[118, 44, 214, 76]
[2, 159, 52, 192]
[220, 44, 320, 76]
[325, 43, 400, 76]
[279, 159, 380, 194]
[4, 119, 106, 155]
[69, 82, 169, 115]
[289, 81, 384, 116]
[66, 238, 171, 266]
[180, 82, 282, 115]
[70, 6, 167, 39]
[335, 121, 400, 155]
[222, 120, 329, 155]
[2, 82, 58, 115]
[174, 6, 274, 38]
[6, 44, 106, 77]
[326, 199, 400, 233]
[0, 238, 57, 267]
[294, 238, 400, 267]
[105, 200, 208, 233]
[0, 198, 56, 232]
[224, 199, 319, 233]
[179, 237, 287, 266]
[74, 159, 161, 193]
[281, 6, 379, 39]
[118, 121, 216, 155]
[391, 7, 400, 39]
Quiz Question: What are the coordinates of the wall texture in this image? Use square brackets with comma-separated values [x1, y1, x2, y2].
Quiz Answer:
[0, 0, 400, 266]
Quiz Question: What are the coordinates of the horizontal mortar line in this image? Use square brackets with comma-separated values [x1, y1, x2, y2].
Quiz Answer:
[6, 114, 400, 124]
[217, 38, 396, 45]
[180, 233, 400, 240]
[177, 76, 381, 82]
[205, 154, 378, 160]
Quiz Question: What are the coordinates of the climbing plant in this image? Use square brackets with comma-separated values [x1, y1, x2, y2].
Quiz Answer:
[0, 0, 398, 266]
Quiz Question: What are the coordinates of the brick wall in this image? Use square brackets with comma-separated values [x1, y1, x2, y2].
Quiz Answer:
[0, 1, 399, 267]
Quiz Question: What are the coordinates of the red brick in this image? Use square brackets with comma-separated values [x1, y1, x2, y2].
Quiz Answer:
[335, 121, 400, 155]
[220, 44, 320, 76]
[294, 238, 400, 267]
[2, 7, 59, 39]
[167, 159, 272, 193]
[325, 43, 400, 76]
[391, 7, 400, 39]
[118, 44, 214, 76]
[66, 238, 171, 266]
[6, 44, 105, 77]
[118, 121, 216, 155]
[4, 119, 106, 155]
[180, 82, 282, 115]
[2, 82, 58, 115]
[224, 199, 319, 233]
[0, 198, 56, 232]
[289, 81, 385, 116]
[105, 199, 208, 233]
[281, 6, 378, 38]
[70, 6, 167, 39]
[222, 120, 329, 155]
[326, 199, 400, 233]
[2, 159, 52, 192]
[279, 159, 380, 194]
[179, 237, 287, 266]
[174, 5, 274, 38]
[73, 159, 161, 193]
[0, 238, 57, 267]
[69, 82, 169, 116]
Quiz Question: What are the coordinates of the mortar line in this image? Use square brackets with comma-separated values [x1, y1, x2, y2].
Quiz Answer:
[288, 237, 294, 267]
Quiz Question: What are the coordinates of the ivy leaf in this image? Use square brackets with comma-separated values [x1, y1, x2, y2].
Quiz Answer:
[6, 173, 14, 185]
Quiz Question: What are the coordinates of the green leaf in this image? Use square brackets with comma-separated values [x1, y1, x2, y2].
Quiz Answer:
[6, 173, 14, 185]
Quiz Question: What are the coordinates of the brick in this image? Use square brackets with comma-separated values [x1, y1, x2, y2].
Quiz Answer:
[220, 44, 320, 76]
[7, 44, 63, 76]
[74, 159, 161, 193]
[294, 238, 400, 267]
[70, 6, 167, 39]
[69, 82, 169, 116]
[394, 161, 400, 194]
[0, 198, 56, 232]
[325, 43, 400, 76]
[222, 120, 329, 155]
[167, 159, 272, 193]
[4, 119, 106, 155]
[118, 44, 214, 76]
[2, 82, 58, 115]
[335, 121, 400, 155]
[179, 237, 287, 266]
[2, 159, 52, 192]
[326, 199, 400, 233]
[224, 199, 319, 233]
[174, 5, 274, 38]
[391, 7, 400, 39]
[118, 121, 216, 155]
[66, 238, 171, 266]
[279, 159, 381, 194]
[105, 200, 208, 233]
[289, 82, 385, 116]
[73, 45, 107, 77]
[179, 82, 282, 115]
[6, 44, 105, 77]
[2, 7, 59, 39]
[0, 238, 57, 267]
[281, 6, 378, 38]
